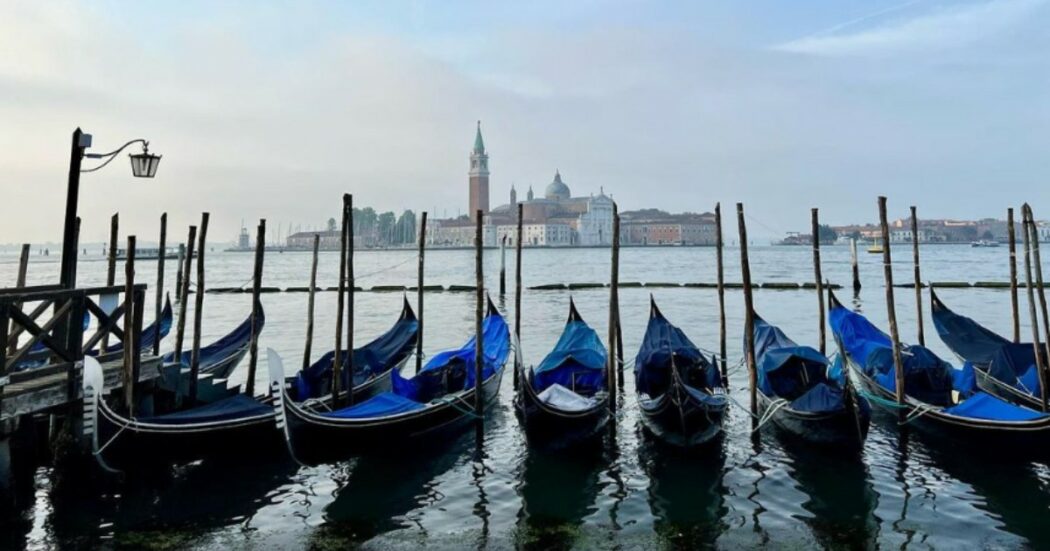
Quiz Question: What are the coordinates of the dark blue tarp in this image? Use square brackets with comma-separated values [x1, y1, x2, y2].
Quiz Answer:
[635, 305, 721, 396]
[105, 296, 173, 354]
[943, 391, 1048, 421]
[138, 394, 271, 424]
[531, 318, 606, 394]
[752, 315, 833, 401]
[790, 382, 846, 414]
[321, 391, 424, 418]
[163, 305, 264, 369]
[292, 304, 419, 401]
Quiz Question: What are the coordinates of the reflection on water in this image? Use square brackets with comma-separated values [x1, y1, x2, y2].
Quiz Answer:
[4, 246, 1050, 548]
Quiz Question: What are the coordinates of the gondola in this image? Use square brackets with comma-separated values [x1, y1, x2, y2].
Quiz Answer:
[634, 298, 727, 448]
[271, 297, 509, 462]
[162, 304, 264, 379]
[828, 289, 1050, 450]
[102, 294, 173, 355]
[515, 299, 609, 447]
[930, 288, 1047, 410]
[750, 312, 871, 448]
[82, 300, 418, 468]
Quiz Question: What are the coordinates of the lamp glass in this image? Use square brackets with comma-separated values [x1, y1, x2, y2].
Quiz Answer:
[129, 153, 161, 178]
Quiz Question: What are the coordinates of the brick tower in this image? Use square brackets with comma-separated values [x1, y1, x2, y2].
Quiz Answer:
[469, 120, 490, 221]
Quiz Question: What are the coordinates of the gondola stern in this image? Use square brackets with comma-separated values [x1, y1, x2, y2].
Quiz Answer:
[567, 297, 583, 323]
[649, 295, 664, 319]
[401, 294, 418, 321]
[827, 286, 844, 311]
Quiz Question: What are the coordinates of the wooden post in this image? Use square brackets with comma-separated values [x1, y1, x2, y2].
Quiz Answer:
[416, 212, 427, 374]
[851, 238, 861, 295]
[715, 203, 727, 383]
[877, 197, 906, 420]
[302, 234, 320, 373]
[608, 203, 620, 412]
[910, 206, 924, 347]
[346, 195, 355, 406]
[737, 204, 757, 419]
[1024, 204, 1050, 411]
[7, 244, 30, 356]
[499, 236, 507, 296]
[1008, 208, 1020, 343]
[188, 213, 209, 404]
[175, 243, 185, 302]
[333, 199, 348, 407]
[245, 219, 265, 397]
[1020, 208, 1046, 410]
[513, 203, 523, 390]
[154, 213, 167, 356]
[811, 208, 826, 355]
[474, 210, 485, 418]
[123, 235, 136, 413]
[173, 227, 196, 365]
[102, 213, 118, 352]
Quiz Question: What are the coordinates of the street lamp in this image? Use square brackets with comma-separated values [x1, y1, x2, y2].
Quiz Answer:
[60, 128, 162, 288]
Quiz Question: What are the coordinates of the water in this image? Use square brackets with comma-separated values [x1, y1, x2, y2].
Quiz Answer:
[3, 244, 1049, 549]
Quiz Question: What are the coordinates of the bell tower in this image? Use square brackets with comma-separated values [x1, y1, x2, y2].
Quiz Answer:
[469, 120, 490, 221]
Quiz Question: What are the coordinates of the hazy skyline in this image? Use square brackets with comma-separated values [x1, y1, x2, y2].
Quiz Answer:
[2, 0, 1048, 244]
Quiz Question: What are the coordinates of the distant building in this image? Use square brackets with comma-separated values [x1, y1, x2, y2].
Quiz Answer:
[619, 210, 717, 245]
[468, 121, 489, 222]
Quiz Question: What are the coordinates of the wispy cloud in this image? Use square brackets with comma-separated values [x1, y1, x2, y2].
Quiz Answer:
[773, 0, 1047, 57]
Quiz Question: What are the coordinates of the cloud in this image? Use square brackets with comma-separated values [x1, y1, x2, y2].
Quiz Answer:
[773, 0, 1048, 57]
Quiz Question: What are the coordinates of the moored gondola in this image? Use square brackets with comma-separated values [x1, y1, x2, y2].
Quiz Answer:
[750, 311, 870, 449]
[515, 298, 610, 448]
[634, 298, 727, 448]
[271, 298, 509, 463]
[82, 300, 418, 468]
[162, 305, 264, 380]
[930, 288, 1046, 410]
[828, 289, 1050, 451]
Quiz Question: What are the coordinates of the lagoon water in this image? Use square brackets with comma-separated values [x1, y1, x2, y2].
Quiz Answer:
[3, 244, 1049, 549]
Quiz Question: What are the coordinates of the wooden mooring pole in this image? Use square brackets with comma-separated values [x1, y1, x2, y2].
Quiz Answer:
[154, 213, 167, 356]
[811, 208, 826, 355]
[189, 213, 209, 404]
[851, 238, 861, 295]
[613, 206, 624, 388]
[715, 203, 727, 384]
[174, 227, 197, 366]
[1024, 204, 1050, 412]
[1008, 208, 1020, 343]
[102, 213, 118, 352]
[175, 243, 185, 302]
[123, 235, 136, 413]
[910, 206, 924, 347]
[302, 234, 320, 373]
[500, 235, 507, 296]
[346, 195, 355, 406]
[7, 244, 30, 356]
[513, 204, 523, 390]
[878, 197, 906, 421]
[333, 198, 349, 408]
[608, 203, 621, 409]
[737, 203, 757, 420]
[245, 219, 265, 397]
[474, 210, 485, 418]
[416, 212, 427, 374]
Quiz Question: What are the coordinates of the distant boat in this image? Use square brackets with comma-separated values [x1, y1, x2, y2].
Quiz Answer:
[867, 240, 884, 254]
[971, 240, 1000, 248]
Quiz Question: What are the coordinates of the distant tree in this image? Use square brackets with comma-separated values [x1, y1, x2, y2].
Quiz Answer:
[327, 218, 337, 232]
[817, 224, 838, 243]
[848, 230, 862, 240]
[981, 230, 995, 241]
[377, 211, 397, 245]
[395, 210, 417, 245]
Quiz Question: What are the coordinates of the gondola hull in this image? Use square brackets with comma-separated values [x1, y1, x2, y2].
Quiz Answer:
[638, 385, 727, 448]
[757, 392, 870, 449]
[514, 385, 610, 448]
[279, 368, 505, 463]
[973, 366, 1044, 411]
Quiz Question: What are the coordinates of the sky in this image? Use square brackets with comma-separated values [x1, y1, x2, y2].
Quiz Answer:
[1, 0, 1048, 244]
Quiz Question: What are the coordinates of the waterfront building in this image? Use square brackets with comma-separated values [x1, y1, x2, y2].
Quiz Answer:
[619, 210, 718, 246]
[469, 121, 489, 222]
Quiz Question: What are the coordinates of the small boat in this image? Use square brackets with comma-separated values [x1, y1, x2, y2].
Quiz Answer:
[634, 298, 727, 448]
[751, 312, 871, 449]
[271, 297, 509, 462]
[83, 301, 419, 468]
[162, 305, 265, 379]
[970, 240, 1000, 248]
[930, 288, 1046, 410]
[828, 289, 1050, 450]
[515, 299, 609, 447]
[867, 240, 884, 254]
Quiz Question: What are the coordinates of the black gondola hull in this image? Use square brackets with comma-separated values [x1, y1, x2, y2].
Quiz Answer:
[514, 389, 610, 448]
[638, 388, 727, 448]
[758, 392, 870, 450]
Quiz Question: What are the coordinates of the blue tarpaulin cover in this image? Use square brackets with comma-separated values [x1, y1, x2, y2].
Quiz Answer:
[138, 394, 272, 424]
[163, 305, 264, 370]
[943, 391, 1047, 421]
[105, 296, 173, 354]
[292, 304, 418, 401]
[789, 383, 846, 413]
[635, 303, 721, 396]
[531, 318, 606, 394]
[752, 316, 832, 396]
[324, 308, 509, 418]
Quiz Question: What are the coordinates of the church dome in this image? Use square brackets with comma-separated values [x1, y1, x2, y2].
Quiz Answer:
[544, 170, 571, 201]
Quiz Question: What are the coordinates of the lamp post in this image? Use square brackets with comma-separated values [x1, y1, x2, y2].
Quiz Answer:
[59, 128, 161, 289]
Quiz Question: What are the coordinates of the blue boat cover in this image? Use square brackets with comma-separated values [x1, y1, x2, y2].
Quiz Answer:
[325, 309, 510, 418]
[789, 382, 846, 414]
[320, 391, 425, 418]
[635, 306, 721, 396]
[531, 318, 607, 394]
[105, 296, 173, 354]
[163, 305, 264, 369]
[752, 315, 834, 400]
[943, 391, 1048, 422]
[137, 394, 271, 425]
[292, 304, 419, 401]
